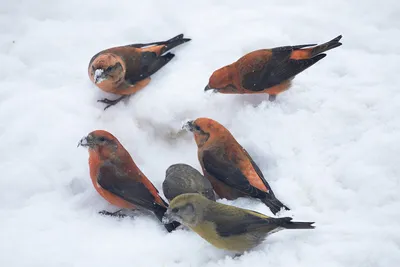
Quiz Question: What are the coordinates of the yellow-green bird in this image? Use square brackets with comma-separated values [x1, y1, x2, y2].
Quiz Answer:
[162, 193, 314, 253]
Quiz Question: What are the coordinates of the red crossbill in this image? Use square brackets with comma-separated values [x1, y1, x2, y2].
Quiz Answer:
[183, 118, 290, 215]
[78, 130, 180, 232]
[88, 33, 191, 109]
[205, 35, 342, 100]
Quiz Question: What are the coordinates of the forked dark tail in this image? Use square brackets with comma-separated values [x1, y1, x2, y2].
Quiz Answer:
[262, 196, 290, 215]
[310, 35, 342, 58]
[276, 217, 315, 229]
[162, 33, 191, 54]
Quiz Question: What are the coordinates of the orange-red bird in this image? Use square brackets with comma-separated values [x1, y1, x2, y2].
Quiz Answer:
[78, 130, 180, 232]
[88, 33, 191, 110]
[205, 35, 342, 101]
[183, 118, 289, 215]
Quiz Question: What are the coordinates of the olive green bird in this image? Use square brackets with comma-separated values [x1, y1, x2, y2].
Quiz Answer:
[163, 193, 314, 253]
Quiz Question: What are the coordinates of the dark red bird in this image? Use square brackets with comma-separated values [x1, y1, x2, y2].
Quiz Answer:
[205, 35, 342, 101]
[88, 34, 191, 109]
[78, 130, 180, 232]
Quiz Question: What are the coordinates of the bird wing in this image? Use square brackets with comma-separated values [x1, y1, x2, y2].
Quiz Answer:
[205, 204, 278, 237]
[97, 161, 166, 212]
[202, 150, 267, 198]
[241, 45, 322, 91]
[242, 149, 275, 197]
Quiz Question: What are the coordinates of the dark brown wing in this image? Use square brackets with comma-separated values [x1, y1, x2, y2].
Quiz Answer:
[124, 34, 189, 84]
[241, 45, 326, 91]
[205, 203, 278, 237]
[202, 150, 267, 199]
[97, 161, 166, 213]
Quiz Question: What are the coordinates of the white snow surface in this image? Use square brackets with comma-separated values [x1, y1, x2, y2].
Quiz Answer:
[1, 1, 400, 266]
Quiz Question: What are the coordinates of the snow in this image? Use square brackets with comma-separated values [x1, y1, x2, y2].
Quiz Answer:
[1, 0, 400, 266]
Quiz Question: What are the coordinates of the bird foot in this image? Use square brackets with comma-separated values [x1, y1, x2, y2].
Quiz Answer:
[268, 94, 276, 101]
[98, 209, 127, 218]
[97, 95, 128, 110]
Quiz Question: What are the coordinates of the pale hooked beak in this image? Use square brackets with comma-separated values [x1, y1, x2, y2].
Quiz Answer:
[77, 134, 94, 148]
[94, 69, 106, 84]
[162, 209, 175, 224]
[182, 120, 195, 132]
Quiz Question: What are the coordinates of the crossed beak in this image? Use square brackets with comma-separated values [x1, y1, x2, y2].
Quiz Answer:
[77, 135, 94, 148]
[162, 209, 175, 224]
[204, 84, 213, 91]
[93, 69, 106, 84]
[182, 120, 195, 132]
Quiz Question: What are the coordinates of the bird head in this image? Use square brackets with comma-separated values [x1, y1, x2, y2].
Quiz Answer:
[77, 130, 127, 161]
[205, 65, 237, 93]
[182, 118, 230, 147]
[89, 53, 125, 86]
[162, 193, 208, 227]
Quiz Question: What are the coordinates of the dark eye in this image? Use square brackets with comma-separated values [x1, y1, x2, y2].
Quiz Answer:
[172, 207, 179, 213]
[98, 137, 106, 142]
[194, 125, 201, 131]
[105, 66, 113, 72]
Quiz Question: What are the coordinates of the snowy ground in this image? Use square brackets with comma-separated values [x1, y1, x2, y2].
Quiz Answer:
[1, 0, 400, 266]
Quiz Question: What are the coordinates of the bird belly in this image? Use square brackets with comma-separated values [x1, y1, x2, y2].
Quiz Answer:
[258, 80, 292, 95]
[192, 223, 261, 252]
[205, 173, 245, 200]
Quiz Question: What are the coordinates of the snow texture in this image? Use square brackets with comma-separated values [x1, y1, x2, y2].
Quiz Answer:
[1, 0, 400, 266]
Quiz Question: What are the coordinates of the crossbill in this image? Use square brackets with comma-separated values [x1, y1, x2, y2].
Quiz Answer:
[78, 130, 180, 232]
[183, 118, 289, 215]
[205, 35, 342, 101]
[88, 33, 191, 109]
[163, 193, 314, 253]
[163, 163, 216, 201]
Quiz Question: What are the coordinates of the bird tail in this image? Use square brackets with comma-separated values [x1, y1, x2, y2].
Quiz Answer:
[262, 196, 290, 215]
[309, 35, 342, 58]
[153, 205, 181, 232]
[161, 33, 191, 54]
[275, 217, 315, 229]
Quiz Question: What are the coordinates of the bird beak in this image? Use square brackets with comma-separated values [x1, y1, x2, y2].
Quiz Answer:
[77, 134, 94, 148]
[162, 209, 175, 224]
[93, 69, 106, 84]
[182, 120, 195, 132]
[204, 84, 213, 91]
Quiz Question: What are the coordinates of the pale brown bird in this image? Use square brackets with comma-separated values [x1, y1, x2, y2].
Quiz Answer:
[163, 163, 216, 201]
[205, 35, 342, 101]
[88, 33, 191, 109]
[163, 193, 314, 254]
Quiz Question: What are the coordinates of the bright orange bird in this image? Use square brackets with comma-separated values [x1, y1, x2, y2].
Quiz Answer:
[78, 130, 180, 232]
[183, 118, 290, 215]
[205, 35, 342, 101]
[88, 33, 191, 109]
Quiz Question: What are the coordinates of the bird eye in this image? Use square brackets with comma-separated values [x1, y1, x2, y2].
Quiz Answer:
[172, 207, 179, 213]
[194, 125, 201, 131]
[105, 66, 113, 72]
[98, 137, 106, 142]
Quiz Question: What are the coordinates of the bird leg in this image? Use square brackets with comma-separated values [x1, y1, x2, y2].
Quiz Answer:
[98, 209, 127, 218]
[268, 94, 276, 101]
[97, 95, 129, 110]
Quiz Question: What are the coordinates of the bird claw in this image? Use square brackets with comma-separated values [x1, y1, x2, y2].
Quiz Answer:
[98, 209, 127, 218]
[97, 95, 128, 110]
